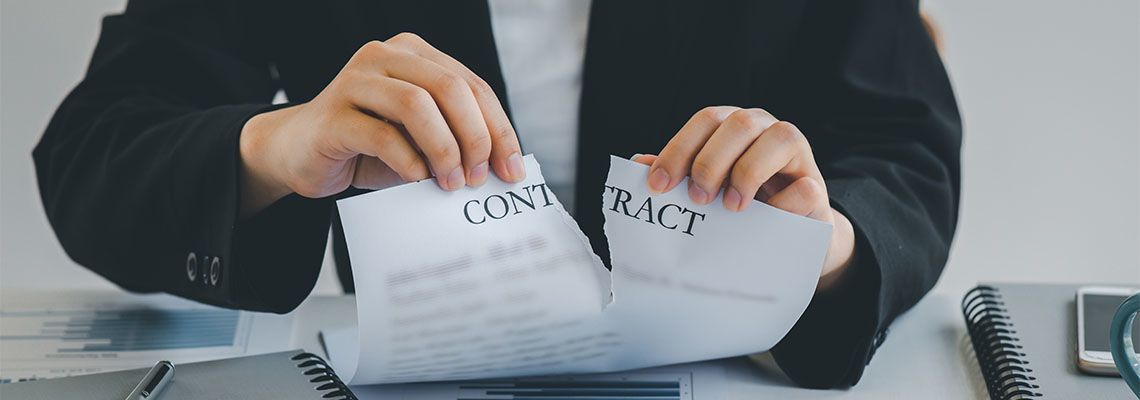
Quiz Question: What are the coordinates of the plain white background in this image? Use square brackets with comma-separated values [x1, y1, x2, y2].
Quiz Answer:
[1, 0, 1138, 299]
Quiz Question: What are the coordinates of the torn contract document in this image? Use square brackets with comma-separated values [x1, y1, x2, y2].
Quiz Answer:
[327, 155, 831, 385]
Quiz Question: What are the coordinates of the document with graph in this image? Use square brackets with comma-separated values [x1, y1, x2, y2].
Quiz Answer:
[327, 155, 831, 385]
[0, 291, 292, 382]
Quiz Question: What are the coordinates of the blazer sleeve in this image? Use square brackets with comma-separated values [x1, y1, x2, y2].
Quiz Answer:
[32, 0, 330, 313]
[767, 0, 962, 388]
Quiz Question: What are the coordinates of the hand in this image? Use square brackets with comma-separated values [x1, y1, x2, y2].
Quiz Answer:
[635, 106, 856, 291]
[239, 33, 526, 217]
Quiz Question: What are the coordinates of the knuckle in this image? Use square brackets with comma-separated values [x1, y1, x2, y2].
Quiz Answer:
[793, 178, 829, 208]
[796, 177, 825, 200]
[373, 128, 399, 150]
[464, 131, 493, 154]
[733, 163, 764, 186]
[774, 120, 802, 136]
[728, 109, 765, 133]
[770, 121, 806, 149]
[689, 159, 718, 184]
[693, 106, 724, 126]
[470, 77, 496, 99]
[488, 121, 515, 143]
[397, 87, 435, 113]
[432, 72, 467, 96]
[752, 107, 775, 119]
[389, 32, 424, 45]
[770, 125, 795, 145]
[355, 40, 387, 60]
[427, 142, 458, 163]
[338, 69, 368, 87]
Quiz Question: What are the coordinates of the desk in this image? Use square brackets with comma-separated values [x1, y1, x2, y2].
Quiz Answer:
[286, 293, 988, 399]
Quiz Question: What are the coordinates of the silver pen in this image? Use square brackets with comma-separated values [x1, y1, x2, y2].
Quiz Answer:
[124, 360, 174, 400]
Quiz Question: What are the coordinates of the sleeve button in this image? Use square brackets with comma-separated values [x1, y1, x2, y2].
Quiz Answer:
[186, 252, 198, 282]
[209, 257, 221, 286]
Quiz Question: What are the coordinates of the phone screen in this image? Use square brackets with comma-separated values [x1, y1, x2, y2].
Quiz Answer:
[1082, 293, 1140, 352]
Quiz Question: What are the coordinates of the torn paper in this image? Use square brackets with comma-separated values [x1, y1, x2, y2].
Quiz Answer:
[328, 155, 831, 385]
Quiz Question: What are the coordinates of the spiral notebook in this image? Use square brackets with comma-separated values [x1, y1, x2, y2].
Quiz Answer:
[961, 283, 1133, 400]
[0, 349, 356, 400]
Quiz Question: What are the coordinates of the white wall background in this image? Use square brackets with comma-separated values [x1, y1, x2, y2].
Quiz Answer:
[923, 0, 1140, 294]
[2, 1, 1138, 297]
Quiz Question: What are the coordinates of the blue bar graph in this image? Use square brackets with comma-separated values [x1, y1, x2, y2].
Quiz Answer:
[0, 308, 239, 352]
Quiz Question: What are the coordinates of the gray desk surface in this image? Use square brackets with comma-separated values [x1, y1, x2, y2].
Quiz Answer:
[287, 293, 988, 399]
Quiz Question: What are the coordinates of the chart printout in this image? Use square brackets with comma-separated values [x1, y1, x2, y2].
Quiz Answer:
[327, 155, 830, 385]
[0, 292, 291, 382]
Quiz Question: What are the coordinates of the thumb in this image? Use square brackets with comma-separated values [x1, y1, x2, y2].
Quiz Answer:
[631, 153, 658, 166]
[350, 155, 413, 190]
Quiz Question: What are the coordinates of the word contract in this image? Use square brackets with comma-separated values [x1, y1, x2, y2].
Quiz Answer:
[327, 155, 832, 385]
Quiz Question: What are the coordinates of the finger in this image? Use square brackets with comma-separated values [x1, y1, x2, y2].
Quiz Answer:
[727, 121, 819, 210]
[762, 176, 829, 221]
[368, 42, 492, 187]
[649, 106, 738, 194]
[631, 153, 658, 166]
[335, 110, 431, 183]
[756, 174, 796, 202]
[689, 108, 779, 204]
[340, 73, 464, 190]
[351, 155, 405, 190]
[386, 33, 525, 183]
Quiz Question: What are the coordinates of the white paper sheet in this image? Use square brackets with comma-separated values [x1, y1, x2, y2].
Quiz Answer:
[330, 155, 830, 385]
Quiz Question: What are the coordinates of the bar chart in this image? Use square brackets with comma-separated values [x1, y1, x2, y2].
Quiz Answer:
[454, 372, 693, 400]
[0, 301, 257, 383]
[1, 308, 240, 352]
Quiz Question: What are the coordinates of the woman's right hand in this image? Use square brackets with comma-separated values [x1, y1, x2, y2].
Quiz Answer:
[239, 33, 526, 217]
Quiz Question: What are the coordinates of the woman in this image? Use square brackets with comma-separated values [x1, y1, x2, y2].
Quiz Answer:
[33, 0, 960, 388]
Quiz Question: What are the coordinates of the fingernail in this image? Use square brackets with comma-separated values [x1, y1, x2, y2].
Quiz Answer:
[507, 153, 526, 182]
[469, 162, 489, 187]
[688, 181, 708, 204]
[632, 153, 644, 159]
[446, 166, 465, 190]
[724, 187, 742, 212]
[648, 168, 670, 193]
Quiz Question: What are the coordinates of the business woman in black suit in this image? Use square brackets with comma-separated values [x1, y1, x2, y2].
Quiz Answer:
[33, 0, 960, 389]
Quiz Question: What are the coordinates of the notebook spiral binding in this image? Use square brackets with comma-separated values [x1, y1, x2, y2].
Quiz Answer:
[961, 285, 1043, 400]
[291, 352, 357, 400]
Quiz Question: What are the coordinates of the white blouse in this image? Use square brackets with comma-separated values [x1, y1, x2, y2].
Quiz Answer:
[488, 0, 592, 214]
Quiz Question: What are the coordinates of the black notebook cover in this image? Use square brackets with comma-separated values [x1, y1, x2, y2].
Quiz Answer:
[961, 283, 1135, 399]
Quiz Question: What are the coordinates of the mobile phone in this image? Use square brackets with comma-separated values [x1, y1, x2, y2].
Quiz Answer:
[1076, 286, 1140, 375]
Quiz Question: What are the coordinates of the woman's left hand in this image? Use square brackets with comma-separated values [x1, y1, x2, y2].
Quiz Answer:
[635, 106, 856, 291]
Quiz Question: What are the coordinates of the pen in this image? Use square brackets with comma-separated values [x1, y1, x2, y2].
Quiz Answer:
[124, 360, 174, 400]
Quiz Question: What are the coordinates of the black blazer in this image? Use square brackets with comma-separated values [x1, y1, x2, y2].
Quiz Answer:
[33, 0, 960, 389]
